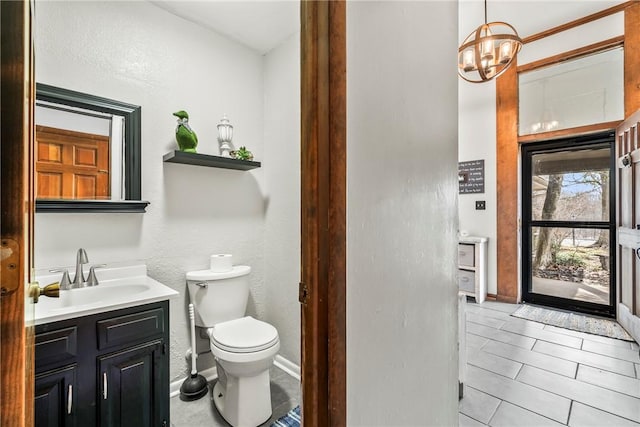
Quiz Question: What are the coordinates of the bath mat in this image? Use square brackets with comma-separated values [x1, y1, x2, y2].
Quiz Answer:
[271, 405, 301, 427]
[511, 304, 634, 341]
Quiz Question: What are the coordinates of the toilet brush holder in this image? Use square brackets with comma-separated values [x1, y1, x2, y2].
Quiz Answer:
[179, 304, 208, 401]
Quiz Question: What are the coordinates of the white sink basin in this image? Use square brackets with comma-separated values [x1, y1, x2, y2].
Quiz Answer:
[34, 264, 178, 325]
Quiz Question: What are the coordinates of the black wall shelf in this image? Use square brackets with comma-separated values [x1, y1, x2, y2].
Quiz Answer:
[163, 150, 261, 171]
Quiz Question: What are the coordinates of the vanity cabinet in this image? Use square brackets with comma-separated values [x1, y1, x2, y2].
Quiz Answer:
[35, 365, 77, 427]
[35, 301, 170, 427]
[458, 236, 488, 303]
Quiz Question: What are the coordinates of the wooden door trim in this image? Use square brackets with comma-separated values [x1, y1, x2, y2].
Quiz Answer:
[300, 1, 346, 426]
[522, 2, 632, 44]
[516, 36, 624, 74]
[495, 63, 519, 304]
[0, 0, 35, 425]
[518, 121, 622, 144]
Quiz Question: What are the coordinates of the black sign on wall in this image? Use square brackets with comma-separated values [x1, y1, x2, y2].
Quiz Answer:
[458, 159, 485, 194]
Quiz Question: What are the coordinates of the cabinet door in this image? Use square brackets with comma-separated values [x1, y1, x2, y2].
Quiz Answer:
[35, 365, 76, 427]
[98, 341, 167, 427]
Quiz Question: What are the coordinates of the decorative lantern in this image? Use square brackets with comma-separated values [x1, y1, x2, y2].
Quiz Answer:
[458, 0, 522, 83]
[217, 114, 234, 157]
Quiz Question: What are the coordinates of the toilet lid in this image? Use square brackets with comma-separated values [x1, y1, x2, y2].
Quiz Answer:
[211, 316, 279, 353]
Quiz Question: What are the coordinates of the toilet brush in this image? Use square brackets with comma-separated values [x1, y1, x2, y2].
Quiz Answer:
[180, 304, 209, 401]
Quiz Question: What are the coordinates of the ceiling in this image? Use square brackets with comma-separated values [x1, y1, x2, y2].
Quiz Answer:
[462, 1, 622, 40]
[149, 1, 623, 56]
[149, 1, 299, 55]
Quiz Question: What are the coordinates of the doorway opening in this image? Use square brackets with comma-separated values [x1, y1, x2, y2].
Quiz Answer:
[521, 132, 616, 317]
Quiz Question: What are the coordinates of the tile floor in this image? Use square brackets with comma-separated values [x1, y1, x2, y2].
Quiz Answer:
[171, 365, 300, 427]
[459, 300, 640, 427]
[170, 301, 639, 426]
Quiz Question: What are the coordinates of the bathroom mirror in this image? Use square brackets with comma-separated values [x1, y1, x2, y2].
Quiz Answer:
[35, 83, 149, 212]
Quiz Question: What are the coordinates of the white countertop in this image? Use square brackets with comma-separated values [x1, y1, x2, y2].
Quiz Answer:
[459, 235, 488, 244]
[33, 264, 178, 325]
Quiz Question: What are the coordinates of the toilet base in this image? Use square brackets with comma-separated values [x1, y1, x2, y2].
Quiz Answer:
[212, 373, 272, 427]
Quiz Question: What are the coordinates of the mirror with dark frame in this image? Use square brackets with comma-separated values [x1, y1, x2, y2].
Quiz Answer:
[35, 83, 149, 212]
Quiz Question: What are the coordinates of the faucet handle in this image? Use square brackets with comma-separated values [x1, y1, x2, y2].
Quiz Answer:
[49, 269, 72, 290]
[86, 264, 106, 287]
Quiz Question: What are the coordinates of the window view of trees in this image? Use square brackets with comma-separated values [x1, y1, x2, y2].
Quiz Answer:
[531, 164, 610, 304]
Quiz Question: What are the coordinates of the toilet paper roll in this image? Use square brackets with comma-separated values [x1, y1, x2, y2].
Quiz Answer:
[210, 254, 233, 272]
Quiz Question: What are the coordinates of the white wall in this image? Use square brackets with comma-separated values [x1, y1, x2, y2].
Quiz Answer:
[458, 1, 623, 296]
[263, 32, 301, 366]
[34, 1, 268, 382]
[347, 2, 459, 425]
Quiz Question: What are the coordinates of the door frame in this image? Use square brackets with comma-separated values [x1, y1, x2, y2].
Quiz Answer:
[0, 1, 348, 426]
[520, 133, 617, 317]
[300, 2, 347, 426]
[0, 0, 36, 425]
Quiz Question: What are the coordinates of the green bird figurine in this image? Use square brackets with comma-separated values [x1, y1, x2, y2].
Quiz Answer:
[173, 110, 198, 153]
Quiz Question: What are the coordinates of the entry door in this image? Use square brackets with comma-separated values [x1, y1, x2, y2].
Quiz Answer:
[615, 110, 640, 343]
[522, 133, 616, 317]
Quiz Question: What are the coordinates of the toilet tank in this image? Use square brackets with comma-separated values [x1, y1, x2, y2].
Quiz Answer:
[186, 266, 251, 327]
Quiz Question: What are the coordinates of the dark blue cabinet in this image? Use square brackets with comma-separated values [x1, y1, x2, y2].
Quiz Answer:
[35, 301, 170, 427]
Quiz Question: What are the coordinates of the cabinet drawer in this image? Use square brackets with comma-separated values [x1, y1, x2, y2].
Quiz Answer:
[458, 244, 475, 267]
[35, 326, 77, 369]
[97, 308, 165, 350]
[459, 270, 476, 293]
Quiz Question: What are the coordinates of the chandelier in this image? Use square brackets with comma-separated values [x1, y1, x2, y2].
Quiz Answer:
[458, 0, 522, 83]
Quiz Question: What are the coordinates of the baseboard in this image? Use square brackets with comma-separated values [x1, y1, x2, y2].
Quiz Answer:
[618, 303, 640, 344]
[169, 366, 218, 398]
[274, 354, 301, 381]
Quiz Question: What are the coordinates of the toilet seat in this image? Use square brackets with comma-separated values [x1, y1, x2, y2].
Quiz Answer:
[210, 316, 279, 353]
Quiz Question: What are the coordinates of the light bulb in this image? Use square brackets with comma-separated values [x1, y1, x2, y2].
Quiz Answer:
[499, 41, 512, 64]
[463, 49, 476, 72]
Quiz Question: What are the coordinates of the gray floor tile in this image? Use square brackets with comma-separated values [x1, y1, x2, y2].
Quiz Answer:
[467, 312, 507, 329]
[489, 401, 564, 427]
[637, 364, 640, 379]
[503, 316, 546, 330]
[482, 340, 577, 378]
[543, 324, 635, 349]
[466, 365, 571, 423]
[576, 364, 640, 398]
[460, 413, 488, 427]
[467, 333, 489, 351]
[473, 307, 513, 321]
[533, 340, 636, 377]
[479, 301, 520, 314]
[170, 367, 299, 427]
[582, 339, 640, 363]
[517, 365, 640, 423]
[467, 322, 536, 350]
[631, 342, 639, 351]
[501, 321, 583, 349]
[468, 350, 523, 379]
[459, 385, 501, 424]
[569, 402, 640, 426]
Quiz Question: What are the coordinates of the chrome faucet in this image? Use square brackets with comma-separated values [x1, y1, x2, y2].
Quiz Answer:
[85, 264, 106, 286]
[49, 268, 73, 290]
[73, 248, 89, 287]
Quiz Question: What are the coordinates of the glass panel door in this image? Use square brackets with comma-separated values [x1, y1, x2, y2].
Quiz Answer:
[522, 133, 615, 317]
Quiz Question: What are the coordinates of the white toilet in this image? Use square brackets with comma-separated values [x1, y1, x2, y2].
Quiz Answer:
[187, 256, 280, 427]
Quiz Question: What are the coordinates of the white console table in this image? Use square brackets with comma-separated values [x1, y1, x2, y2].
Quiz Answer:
[458, 236, 488, 304]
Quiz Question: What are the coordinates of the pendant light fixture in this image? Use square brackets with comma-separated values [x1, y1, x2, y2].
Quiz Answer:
[458, 0, 522, 83]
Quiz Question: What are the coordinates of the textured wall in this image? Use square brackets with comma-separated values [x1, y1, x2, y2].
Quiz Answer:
[263, 32, 301, 366]
[34, 1, 268, 382]
[346, 2, 459, 425]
